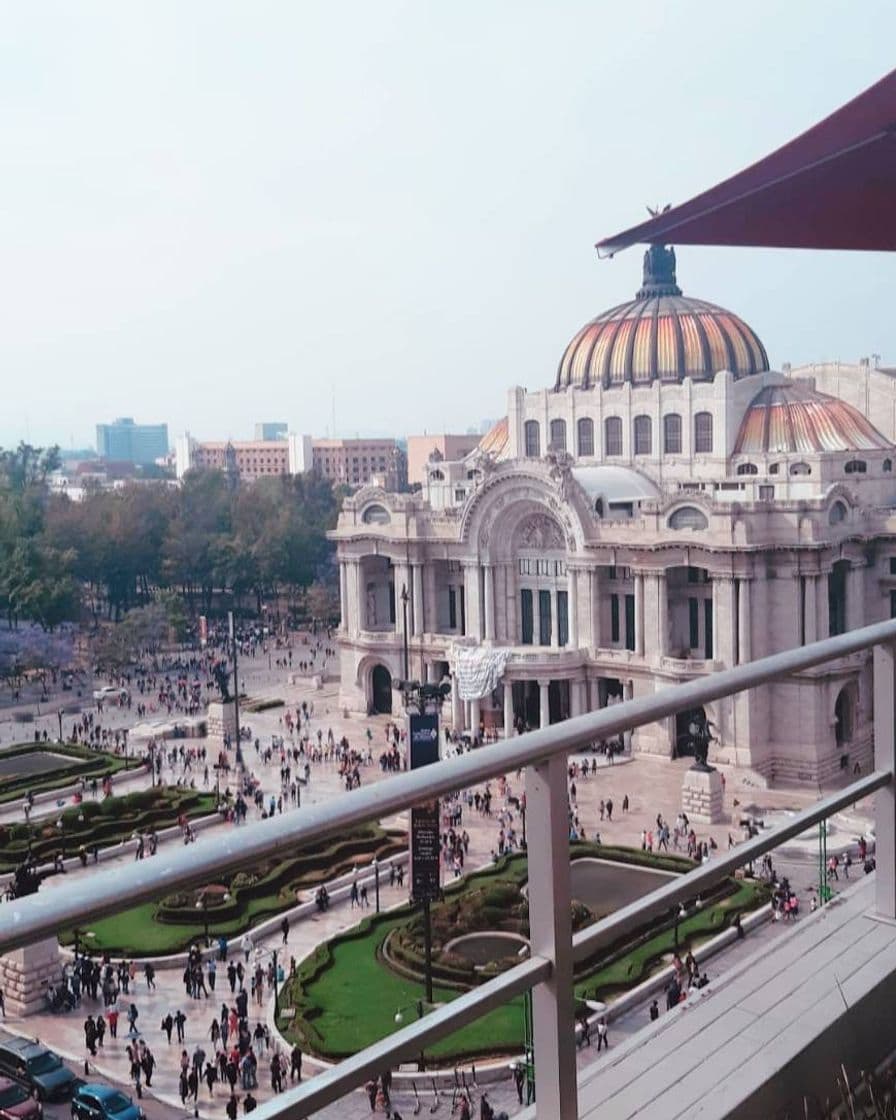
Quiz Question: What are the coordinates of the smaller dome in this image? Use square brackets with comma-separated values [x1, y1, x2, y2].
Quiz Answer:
[735, 382, 892, 454]
[477, 417, 511, 461]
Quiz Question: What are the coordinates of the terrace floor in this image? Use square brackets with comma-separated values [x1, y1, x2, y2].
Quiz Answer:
[535, 875, 896, 1119]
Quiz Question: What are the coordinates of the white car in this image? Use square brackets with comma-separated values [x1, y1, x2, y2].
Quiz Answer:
[92, 686, 128, 703]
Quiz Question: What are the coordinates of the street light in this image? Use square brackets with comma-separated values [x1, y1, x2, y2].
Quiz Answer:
[56, 817, 65, 861]
[255, 945, 282, 1019]
[57, 708, 64, 743]
[673, 902, 687, 951]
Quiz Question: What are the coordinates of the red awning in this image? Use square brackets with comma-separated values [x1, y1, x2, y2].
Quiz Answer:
[596, 69, 896, 256]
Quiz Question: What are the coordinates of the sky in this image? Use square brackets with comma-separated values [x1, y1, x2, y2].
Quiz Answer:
[2, 1, 895, 450]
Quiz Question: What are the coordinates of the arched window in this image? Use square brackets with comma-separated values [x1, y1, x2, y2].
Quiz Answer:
[362, 504, 390, 525]
[594, 497, 604, 518]
[605, 416, 623, 457]
[829, 500, 848, 525]
[884, 458, 893, 473]
[524, 420, 541, 458]
[429, 469, 445, 481]
[789, 461, 811, 476]
[668, 506, 709, 530]
[577, 417, 594, 457]
[549, 418, 567, 453]
[694, 412, 713, 454]
[736, 463, 758, 476]
[663, 413, 682, 454]
[633, 415, 652, 456]
[845, 459, 867, 474]
[768, 462, 781, 475]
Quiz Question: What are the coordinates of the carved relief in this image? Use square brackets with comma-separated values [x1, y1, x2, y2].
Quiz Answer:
[515, 513, 565, 550]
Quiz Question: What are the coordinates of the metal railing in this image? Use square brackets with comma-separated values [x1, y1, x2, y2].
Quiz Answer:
[1, 620, 895, 1120]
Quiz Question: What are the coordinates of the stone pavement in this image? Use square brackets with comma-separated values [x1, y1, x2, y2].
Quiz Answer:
[0, 639, 877, 1118]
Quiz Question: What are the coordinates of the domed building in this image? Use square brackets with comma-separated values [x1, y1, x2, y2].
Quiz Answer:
[331, 247, 896, 784]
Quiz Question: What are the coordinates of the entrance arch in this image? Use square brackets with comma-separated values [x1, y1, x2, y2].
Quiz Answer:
[371, 665, 393, 714]
[834, 684, 855, 747]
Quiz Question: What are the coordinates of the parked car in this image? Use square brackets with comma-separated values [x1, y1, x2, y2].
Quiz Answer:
[0, 1041, 78, 1102]
[71, 1085, 143, 1120]
[91, 686, 127, 704]
[0, 1076, 42, 1120]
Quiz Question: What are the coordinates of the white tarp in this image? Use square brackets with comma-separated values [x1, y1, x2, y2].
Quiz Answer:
[451, 646, 511, 701]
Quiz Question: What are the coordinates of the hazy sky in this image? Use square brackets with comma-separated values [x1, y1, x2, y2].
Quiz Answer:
[2, 1, 895, 449]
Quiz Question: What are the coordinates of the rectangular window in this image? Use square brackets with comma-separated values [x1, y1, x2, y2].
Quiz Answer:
[624, 594, 636, 652]
[557, 590, 569, 647]
[538, 590, 552, 645]
[520, 589, 534, 645]
[891, 590, 896, 620]
[663, 413, 682, 454]
[704, 598, 714, 659]
[388, 582, 396, 625]
[689, 597, 699, 649]
[610, 594, 620, 643]
[828, 567, 847, 637]
[890, 558, 896, 575]
[459, 586, 466, 636]
[759, 485, 775, 501]
[448, 587, 457, 630]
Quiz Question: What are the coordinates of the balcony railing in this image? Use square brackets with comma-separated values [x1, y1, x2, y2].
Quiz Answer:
[1, 620, 895, 1120]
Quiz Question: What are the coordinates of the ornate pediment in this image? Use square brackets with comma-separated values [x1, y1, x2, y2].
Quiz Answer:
[514, 512, 565, 550]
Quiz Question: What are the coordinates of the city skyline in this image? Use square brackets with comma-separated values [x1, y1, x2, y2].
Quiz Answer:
[2, 2, 896, 448]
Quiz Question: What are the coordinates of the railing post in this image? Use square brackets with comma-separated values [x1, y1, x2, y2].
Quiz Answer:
[873, 642, 896, 919]
[525, 755, 577, 1120]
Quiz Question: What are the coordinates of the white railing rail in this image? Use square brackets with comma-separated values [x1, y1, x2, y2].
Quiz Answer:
[1, 620, 895, 1120]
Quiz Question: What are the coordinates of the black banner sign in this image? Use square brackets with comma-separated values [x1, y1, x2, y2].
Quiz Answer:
[409, 712, 440, 903]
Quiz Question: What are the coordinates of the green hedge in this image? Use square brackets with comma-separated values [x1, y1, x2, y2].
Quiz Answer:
[0, 788, 217, 872]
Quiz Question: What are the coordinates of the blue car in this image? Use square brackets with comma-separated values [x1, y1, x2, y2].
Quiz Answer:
[0, 1041, 78, 1103]
[70, 1086, 143, 1120]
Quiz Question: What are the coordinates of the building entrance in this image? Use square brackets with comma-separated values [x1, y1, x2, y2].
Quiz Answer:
[371, 665, 393, 714]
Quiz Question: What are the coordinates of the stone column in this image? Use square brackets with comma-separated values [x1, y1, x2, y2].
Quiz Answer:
[424, 564, 438, 636]
[634, 573, 645, 656]
[738, 578, 752, 663]
[657, 570, 668, 657]
[568, 569, 579, 649]
[470, 697, 481, 739]
[817, 573, 830, 641]
[348, 560, 361, 636]
[847, 562, 865, 633]
[463, 562, 482, 641]
[570, 678, 585, 717]
[622, 680, 633, 750]
[539, 679, 551, 729]
[451, 682, 463, 732]
[338, 561, 348, 632]
[805, 575, 818, 644]
[412, 563, 424, 636]
[591, 568, 602, 649]
[712, 576, 737, 667]
[504, 682, 514, 740]
[483, 563, 496, 641]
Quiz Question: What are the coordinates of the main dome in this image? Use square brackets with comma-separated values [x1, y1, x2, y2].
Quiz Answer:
[555, 245, 769, 390]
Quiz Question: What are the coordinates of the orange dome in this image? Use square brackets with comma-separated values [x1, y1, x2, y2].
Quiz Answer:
[735, 382, 892, 454]
[555, 246, 768, 390]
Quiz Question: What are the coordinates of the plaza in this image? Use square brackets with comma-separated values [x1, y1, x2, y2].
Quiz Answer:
[0, 636, 877, 1118]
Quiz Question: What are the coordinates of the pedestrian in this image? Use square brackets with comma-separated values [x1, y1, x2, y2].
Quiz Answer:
[175, 1008, 187, 1043]
[280, 916, 289, 945]
[622, 794, 629, 813]
[107, 1006, 119, 1038]
[127, 1003, 139, 1037]
[649, 999, 659, 1022]
[596, 1017, 608, 1052]
[605, 798, 613, 821]
[512, 1064, 525, 1106]
[243, 1093, 257, 1113]
[161, 1013, 173, 1044]
[226, 1093, 239, 1120]
[144, 962, 156, 990]
[241, 933, 253, 961]
[289, 1044, 302, 1083]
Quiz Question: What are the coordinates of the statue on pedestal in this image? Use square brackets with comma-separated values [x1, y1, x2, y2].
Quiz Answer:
[687, 710, 717, 772]
[212, 662, 232, 704]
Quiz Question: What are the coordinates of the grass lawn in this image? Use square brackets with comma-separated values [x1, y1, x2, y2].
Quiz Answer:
[282, 853, 767, 1063]
[0, 742, 128, 804]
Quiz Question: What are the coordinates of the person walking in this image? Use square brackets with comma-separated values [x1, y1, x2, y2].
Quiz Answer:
[596, 1017, 608, 1052]
[280, 916, 289, 945]
[289, 1044, 302, 1083]
[226, 1093, 239, 1120]
[175, 1008, 187, 1043]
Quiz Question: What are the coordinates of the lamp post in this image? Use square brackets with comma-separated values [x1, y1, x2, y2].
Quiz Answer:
[56, 817, 65, 861]
[196, 898, 209, 947]
[229, 612, 244, 772]
[394, 1000, 427, 1071]
[673, 902, 686, 951]
[400, 585, 410, 681]
[520, 793, 527, 850]
[255, 945, 281, 1019]
[57, 708, 64, 743]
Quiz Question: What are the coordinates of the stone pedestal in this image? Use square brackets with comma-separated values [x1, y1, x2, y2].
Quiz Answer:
[0, 938, 63, 1015]
[681, 766, 724, 824]
[206, 700, 238, 747]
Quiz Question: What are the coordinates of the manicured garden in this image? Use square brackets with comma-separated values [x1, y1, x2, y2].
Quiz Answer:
[0, 787, 218, 873]
[279, 844, 769, 1063]
[0, 742, 131, 804]
[64, 825, 406, 955]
